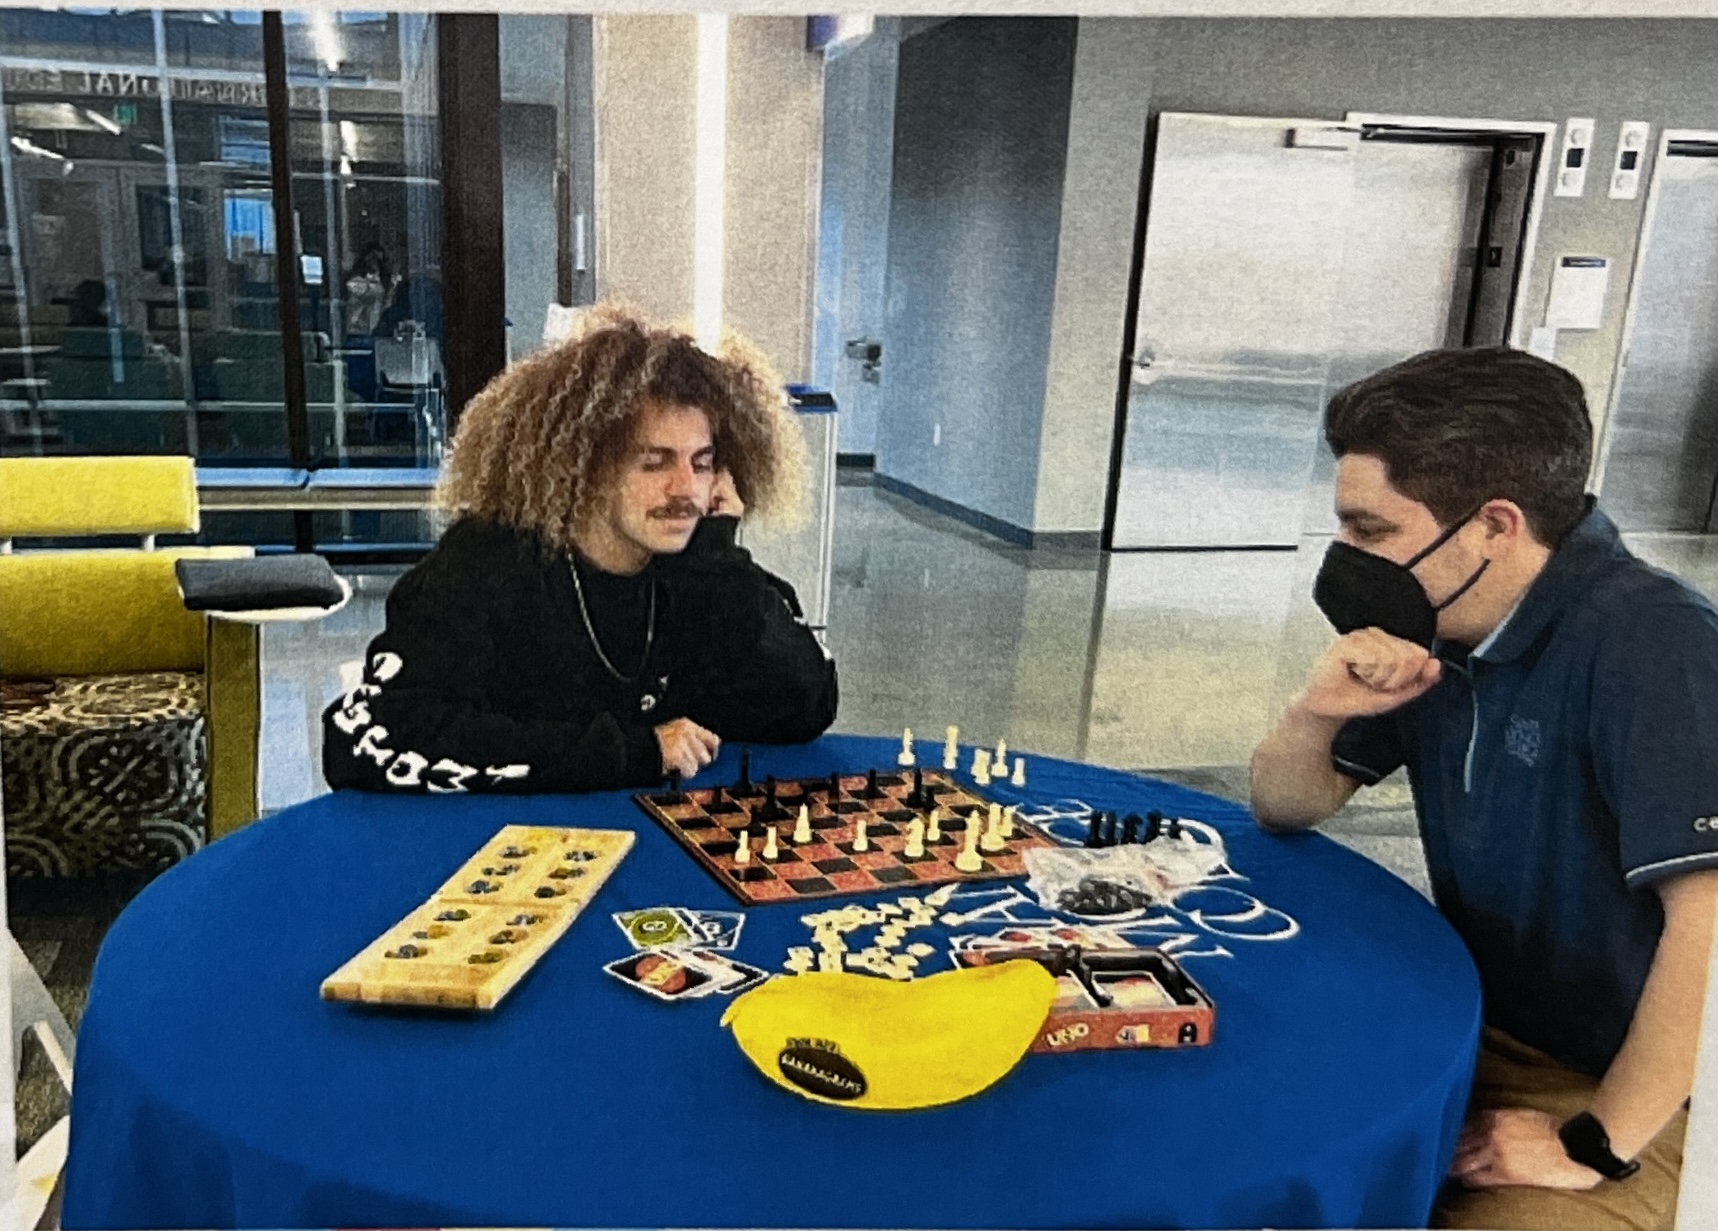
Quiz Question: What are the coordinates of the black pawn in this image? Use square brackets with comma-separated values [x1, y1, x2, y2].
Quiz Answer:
[1146, 809, 1163, 841]
[1122, 813, 1140, 844]
[828, 770, 842, 799]
[737, 748, 752, 788]
[1167, 816, 1182, 840]
[661, 769, 686, 806]
[907, 767, 926, 810]
[1103, 812, 1119, 847]
[1085, 810, 1104, 848]
[864, 768, 884, 800]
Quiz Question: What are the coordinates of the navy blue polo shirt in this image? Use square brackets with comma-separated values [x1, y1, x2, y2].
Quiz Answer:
[1331, 506, 1718, 1077]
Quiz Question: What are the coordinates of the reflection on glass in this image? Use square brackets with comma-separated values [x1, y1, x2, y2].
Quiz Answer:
[0, 8, 439, 477]
[288, 10, 443, 471]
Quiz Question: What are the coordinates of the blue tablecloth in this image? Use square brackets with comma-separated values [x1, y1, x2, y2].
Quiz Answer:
[63, 734, 1480, 1230]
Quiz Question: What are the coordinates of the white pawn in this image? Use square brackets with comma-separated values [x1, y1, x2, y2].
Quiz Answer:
[734, 832, 751, 865]
[898, 727, 916, 768]
[794, 804, 813, 844]
[1011, 756, 1026, 787]
[980, 803, 1006, 853]
[763, 825, 779, 861]
[954, 816, 983, 872]
[943, 725, 960, 770]
[972, 748, 992, 786]
[927, 805, 943, 843]
[1000, 805, 1016, 840]
[904, 817, 926, 858]
[852, 814, 870, 853]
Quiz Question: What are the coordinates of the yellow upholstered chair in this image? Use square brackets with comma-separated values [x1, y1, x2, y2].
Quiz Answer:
[0, 456, 261, 877]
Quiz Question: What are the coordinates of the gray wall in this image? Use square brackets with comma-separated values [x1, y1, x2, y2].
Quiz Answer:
[876, 17, 1077, 537]
[812, 22, 899, 454]
[501, 102, 557, 356]
[1036, 17, 1718, 537]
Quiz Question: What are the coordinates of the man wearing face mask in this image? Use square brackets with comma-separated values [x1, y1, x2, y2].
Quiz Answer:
[1251, 347, 1717, 1231]
[322, 305, 838, 795]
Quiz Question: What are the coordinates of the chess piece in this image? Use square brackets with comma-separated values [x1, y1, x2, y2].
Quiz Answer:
[971, 747, 990, 778]
[904, 817, 926, 858]
[852, 815, 870, 853]
[908, 766, 926, 810]
[762, 825, 780, 860]
[1085, 810, 1106, 848]
[927, 806, 943, 844]
[864, 768, 884, 800]
[734, 832, 751, 865]
[828, 770, 842, 799]
[1011, 756, 1026, 787]
[663, 768, 686, 805]
[794, 804, 813, 845]
[1168, 816, 1182, 840]
[1146, 809, 1163, 841]
[737, 748, 751, 789]
[954, 817, 983, 872]
[994, 739, 1008, 774]
[898, 727, 916, 767]
[943, 725, 960, 770]
[979, 803, 1006, 854]
[1000, 805, 1016, 840]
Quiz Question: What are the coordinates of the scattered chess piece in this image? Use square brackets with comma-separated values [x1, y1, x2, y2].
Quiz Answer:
[973, 749, 992, 786]
[1122, 813, 1140, 844]
[1085, 810, 1104, 848]
[1168, 816, 1182, 840]
[898, 727, 916, 767]
[904, 817, 926, 858]
[979, 803, 1006, 854]
[734, 832, 751, 865]
[994, 739, 1008, 774]
[955, 818, 983, 872]
[852, 815, 870, 853]
[943, 725, 960, 770]
[794, 804, 813, 845]
[1011, 756, 1026, 787]
[762, 825, 780, 861]
[927, 806, 943, 844]
[1146, 809, 1163, 841]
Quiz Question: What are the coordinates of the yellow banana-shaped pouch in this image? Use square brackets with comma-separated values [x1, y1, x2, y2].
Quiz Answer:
[719, 961, 1057, 1110]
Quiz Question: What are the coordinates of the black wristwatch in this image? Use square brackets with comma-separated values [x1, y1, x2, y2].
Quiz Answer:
[1558, 1111, 1640, 1180]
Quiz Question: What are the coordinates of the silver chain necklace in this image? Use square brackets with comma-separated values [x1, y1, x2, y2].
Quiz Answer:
[569, 556, 657, 684]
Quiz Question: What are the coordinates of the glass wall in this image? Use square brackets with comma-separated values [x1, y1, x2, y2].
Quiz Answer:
[0, 9, 442, 474]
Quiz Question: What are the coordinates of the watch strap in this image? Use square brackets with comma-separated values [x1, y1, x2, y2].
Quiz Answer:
[1558, 1111, 1641, 1180]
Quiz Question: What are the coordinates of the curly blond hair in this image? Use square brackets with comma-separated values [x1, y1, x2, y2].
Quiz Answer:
[438, 303, 806, 554]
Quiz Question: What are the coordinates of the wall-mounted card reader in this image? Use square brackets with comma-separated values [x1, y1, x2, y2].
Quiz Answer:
[1610, 122, 1651, 200]
[1555, 118, 1595, 197]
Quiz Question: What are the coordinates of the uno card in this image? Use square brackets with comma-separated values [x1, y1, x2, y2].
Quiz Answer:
[603, 950, 714, 1002]
[680, 909, 744, 950]
[683, 949, 769, 996]
[614, 907, 693, 950]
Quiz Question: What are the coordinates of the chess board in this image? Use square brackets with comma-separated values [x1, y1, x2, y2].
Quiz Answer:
[634, 769, 1059, 906]
[321, 824, 634, 1010]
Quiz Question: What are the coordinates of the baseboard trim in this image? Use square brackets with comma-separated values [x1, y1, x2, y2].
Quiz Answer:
[871, 472, 1100, 551]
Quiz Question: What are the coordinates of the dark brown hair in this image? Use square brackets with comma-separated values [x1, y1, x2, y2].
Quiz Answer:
[438, 303, 804, 554]
[1324, 347, 1593, 546]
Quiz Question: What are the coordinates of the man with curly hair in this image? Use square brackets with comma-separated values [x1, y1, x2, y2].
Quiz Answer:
[1252, 348, 1717, 1231]
[322, 306, 838, 794]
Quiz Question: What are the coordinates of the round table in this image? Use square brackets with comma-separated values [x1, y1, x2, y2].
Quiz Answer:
[63, 734, 1481, 1229]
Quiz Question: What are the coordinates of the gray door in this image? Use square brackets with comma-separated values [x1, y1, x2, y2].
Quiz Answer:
[1113, 114, 1358, 549]
[1599, 140, 1718, 532]
[1113, 114, 1519, 548]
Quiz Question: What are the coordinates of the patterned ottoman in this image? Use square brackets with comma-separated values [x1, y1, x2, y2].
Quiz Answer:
[1, 672, 208, 878]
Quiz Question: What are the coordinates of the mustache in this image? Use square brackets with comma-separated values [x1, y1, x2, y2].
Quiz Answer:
[648, 500, 704, 521]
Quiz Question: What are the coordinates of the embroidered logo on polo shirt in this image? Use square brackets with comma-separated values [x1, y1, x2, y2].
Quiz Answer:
[1505, 715, 1542, 767]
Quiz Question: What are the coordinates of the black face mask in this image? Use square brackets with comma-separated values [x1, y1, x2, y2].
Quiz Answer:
[1312, 509, 1490, 648]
